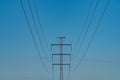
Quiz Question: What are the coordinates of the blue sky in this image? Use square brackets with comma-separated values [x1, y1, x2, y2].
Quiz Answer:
[0, 0, 120, 80]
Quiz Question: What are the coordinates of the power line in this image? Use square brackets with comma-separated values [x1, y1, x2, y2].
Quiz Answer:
[27, 0, 50, 62]
[72, 0, 99, 60]
[52, 52, 55, 80]
[67, 62, 71, 80]
[73, 0, 94, 52]
[33, 0, 50, 52]
[20, 0, 49, 73]
[72, 0, 110, 71]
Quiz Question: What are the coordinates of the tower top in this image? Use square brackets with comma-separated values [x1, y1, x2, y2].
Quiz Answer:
[56, 36, 66, 39]
[56, 36, 66, 43]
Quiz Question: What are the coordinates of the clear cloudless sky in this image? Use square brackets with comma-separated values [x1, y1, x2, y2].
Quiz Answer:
[0, 0, 120, 80]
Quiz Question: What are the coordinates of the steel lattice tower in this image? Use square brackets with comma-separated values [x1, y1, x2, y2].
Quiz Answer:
[51, 37, 72, 80]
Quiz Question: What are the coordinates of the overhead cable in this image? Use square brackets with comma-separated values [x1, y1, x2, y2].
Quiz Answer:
[33, 0, 50, 51]
[72, 0, 99, 60]
[20, 0, 49, 73]
[27, 0, 50, 62]
[72, 0, 110, 71]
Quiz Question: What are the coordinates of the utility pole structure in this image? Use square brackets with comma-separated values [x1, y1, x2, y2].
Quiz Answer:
[51, 37, 72, 80]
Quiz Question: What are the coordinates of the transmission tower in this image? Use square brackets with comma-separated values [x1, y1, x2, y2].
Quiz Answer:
[51, 37, 72, 80]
